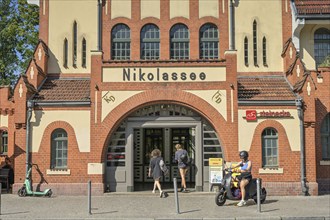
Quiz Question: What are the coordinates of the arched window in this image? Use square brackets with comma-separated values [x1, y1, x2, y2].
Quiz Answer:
[199, 23, 219, 59]
[111, 24, 131, 60]
[170, 24, 189, 60]
[314, 28, 330, 67]
[253, 20, 258, 66]
[140, 24, 160, 60]
[82, 38, 87, 68]
[73, 21, 77, 67]
[51, 129, 68, 169]
[244, 37, 248, 66]
[321, 113, 330, 160]
[262, 128, 278, 167]
[0, 130, 8, 154]
[63, 38, 68, 68]
[262, 37, 267, 66]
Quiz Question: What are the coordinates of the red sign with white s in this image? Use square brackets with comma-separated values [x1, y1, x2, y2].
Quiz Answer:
[246, 110, 257, 121]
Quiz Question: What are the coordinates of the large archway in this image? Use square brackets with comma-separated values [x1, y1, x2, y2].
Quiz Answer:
[104, 103, 223, 192]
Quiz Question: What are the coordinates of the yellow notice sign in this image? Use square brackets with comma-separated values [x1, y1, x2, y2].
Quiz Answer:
[209, 158, 223, 167]
[209, 158, 223, 184]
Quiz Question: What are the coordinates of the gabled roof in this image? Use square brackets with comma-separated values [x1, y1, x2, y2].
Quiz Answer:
[238, 76, 297, 105]
[33, 78, 90, 104]
[294, 0, 330, 18]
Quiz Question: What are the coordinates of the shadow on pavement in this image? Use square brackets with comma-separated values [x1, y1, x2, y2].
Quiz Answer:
[91, 211, 119, 215]
[0, 211, 29, 215]
[179, 209, 201, 214]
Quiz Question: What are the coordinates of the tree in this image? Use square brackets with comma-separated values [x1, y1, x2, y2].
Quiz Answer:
[0, 0, 39, 86]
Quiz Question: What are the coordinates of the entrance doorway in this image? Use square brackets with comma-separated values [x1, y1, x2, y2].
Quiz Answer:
[133, 127, 195, 191]
[105, 104, 223, 192]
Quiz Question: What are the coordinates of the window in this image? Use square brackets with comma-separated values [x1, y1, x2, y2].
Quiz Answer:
[51, 129, 68, 169]
[170, 24, 189, 60]
[140, 24, 160, 60]
[63, 38, 68, 68]
[314, 28, 330, 67]
[73, 21, 77, 67]
[111, 24, 131, 60]
[199, 23, 219, 59]
[262, 37, 267, 66]
[262, 128, 278, 167]
[0, 130, 8, 154]
[253, 20, 258, 66]
[321, 113, 330, 160]
[82, 38, 86, 68]
[244, 37, 248, 66]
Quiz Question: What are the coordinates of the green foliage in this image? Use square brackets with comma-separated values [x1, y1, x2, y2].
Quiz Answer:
[0, 0, 39, 86]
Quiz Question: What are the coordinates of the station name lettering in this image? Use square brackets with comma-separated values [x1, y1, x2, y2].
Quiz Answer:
[123, 68, 206, 82]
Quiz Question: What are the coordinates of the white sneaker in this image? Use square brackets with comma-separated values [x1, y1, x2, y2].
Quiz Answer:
[152, 190, 155, 193]
[237, 200, 247, 207]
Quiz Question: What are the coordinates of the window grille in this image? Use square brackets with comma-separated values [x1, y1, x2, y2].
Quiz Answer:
[262, 37, 267, 66]
[199, 23, 219, 59]
[73, 21, 77, 67]
[51, 129, 68, 169]
[321, 113, 330, 160]
[262, 128, 278, 167]
[314, 28, 330, 68]
[253, 20, 258, 66]
[111, 24, 131, 60]
[170, 24, 190, 60]
[244, 37, 248, 66]
[141, 24, 160, 60]
[82, 38, 86, 68]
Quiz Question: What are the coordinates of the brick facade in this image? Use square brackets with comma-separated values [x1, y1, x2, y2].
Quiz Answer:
[0, 0, 329, 196]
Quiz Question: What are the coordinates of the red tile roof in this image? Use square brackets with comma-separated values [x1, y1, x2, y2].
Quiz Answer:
[33, 78, 90, 102]
[294, 0, 330, 15]
[238, 76, 296, 101]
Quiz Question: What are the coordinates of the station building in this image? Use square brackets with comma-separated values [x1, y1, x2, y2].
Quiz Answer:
[0, 0, 329, 195]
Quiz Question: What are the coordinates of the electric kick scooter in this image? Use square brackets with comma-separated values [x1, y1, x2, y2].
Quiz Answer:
[18, 164, 52, 197]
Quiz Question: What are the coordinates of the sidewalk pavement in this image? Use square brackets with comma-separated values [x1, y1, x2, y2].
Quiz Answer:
[0, 191, 329, 220]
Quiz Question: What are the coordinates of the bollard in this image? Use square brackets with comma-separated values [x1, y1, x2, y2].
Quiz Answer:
[256, 178, 261, 213]
[88, 180, 92, 215]
[173, 178, 180, 214]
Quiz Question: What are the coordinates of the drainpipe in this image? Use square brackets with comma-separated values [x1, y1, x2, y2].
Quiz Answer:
[97, 0, 102, 51]
[295, 98, 309, 195]
[229, 0, 235, 50]
[25, 100, 34, 176]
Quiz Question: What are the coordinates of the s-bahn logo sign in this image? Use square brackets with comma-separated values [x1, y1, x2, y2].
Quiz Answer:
[245, 110, 291, 121]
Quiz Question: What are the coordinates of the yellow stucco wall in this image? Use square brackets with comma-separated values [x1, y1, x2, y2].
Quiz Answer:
[300, 22, 330, 70]
[199, 0, 219, 18]
[0, 115, 8, 128]
[238, 109, 300, 152]
[102, 91, 143, 121]
[170, 0, 189, 19]
[30, 110, 91, 152]
[141, 0, 160, 19]
[48, 1, 98, 74]
[235, 0, 283, 72]
[111, 0, 132, 19]
[186, 90, 227, 121]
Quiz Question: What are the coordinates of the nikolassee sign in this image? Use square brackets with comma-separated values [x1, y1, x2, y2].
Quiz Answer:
[102, 67, 226, 82]
[246, 110, 291, 121]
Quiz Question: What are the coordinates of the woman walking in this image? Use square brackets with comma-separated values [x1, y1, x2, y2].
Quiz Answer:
[148, 149, 164, 197]
[174, 144, 190, 193]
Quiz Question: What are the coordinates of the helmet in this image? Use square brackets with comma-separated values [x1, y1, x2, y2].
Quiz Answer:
[239, 151, 249, 160]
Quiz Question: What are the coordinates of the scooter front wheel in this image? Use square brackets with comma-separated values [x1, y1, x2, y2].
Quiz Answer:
[18, 187, 27, 197]
[46, 189, 52, 197]
[215, 191, 226, 206]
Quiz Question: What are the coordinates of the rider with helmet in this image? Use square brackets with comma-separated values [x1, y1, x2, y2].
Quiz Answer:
[233, 150, 252, 207]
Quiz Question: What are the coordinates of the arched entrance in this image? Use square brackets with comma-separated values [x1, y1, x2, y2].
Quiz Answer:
[105, 104, 223, 192]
